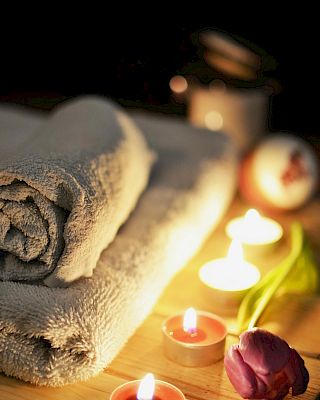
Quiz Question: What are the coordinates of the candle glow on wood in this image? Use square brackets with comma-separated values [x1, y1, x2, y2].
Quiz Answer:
[226, 208, 283, 246]
[199, 239, 260, 291]
[137, 373, 155, 400]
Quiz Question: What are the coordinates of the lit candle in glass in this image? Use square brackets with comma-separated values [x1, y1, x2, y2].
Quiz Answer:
[226, 208, 283, 254]
[199, 239, 261, 315]
[188, 85, 269, 153]
[162, 307, 227, 367]
[110, 373, 185, 400]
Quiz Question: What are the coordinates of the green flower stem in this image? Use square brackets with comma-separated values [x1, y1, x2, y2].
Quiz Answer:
[237, 222, 318, 333]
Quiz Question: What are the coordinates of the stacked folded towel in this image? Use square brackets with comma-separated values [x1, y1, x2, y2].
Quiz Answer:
[0, 96, 237, 386]
[0, 97, 155, 287]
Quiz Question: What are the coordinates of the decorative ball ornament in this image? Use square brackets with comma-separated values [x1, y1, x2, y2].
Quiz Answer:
[239, 134, 319, 210]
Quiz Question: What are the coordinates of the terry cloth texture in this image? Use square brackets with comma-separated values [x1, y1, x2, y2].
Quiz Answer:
[0, 97, 155, 287]
[0, 106, 237, 386]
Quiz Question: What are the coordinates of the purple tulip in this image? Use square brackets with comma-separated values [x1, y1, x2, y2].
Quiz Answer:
[224, 328, 309, 400]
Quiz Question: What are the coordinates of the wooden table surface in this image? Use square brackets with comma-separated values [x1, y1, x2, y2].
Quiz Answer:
[1, 196, 320, 400]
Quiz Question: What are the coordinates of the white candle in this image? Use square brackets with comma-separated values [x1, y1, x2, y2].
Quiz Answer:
[199, 240, 260, 315]
[226, 209, 283, 253]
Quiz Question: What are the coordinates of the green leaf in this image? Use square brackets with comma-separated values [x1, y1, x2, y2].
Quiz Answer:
[237, 222, 319, 333]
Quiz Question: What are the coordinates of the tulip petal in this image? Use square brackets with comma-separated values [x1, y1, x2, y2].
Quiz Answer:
[254, 373, 268, 397]
[224, 345, 257, 398]
[239, 328, 291, 375]
[289, 349, 309, 396]
[272, 382, 290, 400]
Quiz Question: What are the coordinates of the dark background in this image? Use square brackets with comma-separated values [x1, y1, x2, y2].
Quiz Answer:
[0, 19, 319, 143]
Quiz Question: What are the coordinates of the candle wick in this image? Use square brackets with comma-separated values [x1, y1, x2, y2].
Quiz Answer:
[185, 327, 197, 336]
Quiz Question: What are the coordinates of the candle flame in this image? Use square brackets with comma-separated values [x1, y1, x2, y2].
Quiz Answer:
[244, 208, 261, 224]
[137, 373, 155, 400]
[183, 307, 197, 333]
[227, 239, 244, 263]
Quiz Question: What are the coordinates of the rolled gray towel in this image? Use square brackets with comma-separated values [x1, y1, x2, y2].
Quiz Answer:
[0, 108, 237, 386]
[0, 97, 155, 287]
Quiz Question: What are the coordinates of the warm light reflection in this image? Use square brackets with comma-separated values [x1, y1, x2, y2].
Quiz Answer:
[183, 307, 197, 333]
[165, 189, 229, 290]
[137, 373, 155, 400]
[204, 52, 257, 81]
[204, 110, 224, 131]
[169, 75, 188, 94]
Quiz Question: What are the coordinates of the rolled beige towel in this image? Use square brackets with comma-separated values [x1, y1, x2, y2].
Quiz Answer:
[0, 108, 237, 386]
[0, 96, 155, 287]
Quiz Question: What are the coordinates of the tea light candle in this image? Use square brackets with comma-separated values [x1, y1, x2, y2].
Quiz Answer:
[226, 209, 283, 254]
[162, 307, 227, 367]
[199, 240, 261, 315]
[110, 373, 185, 400]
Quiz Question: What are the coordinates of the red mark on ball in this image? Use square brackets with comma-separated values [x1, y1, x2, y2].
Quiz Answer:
[281, 150, 308, 186]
